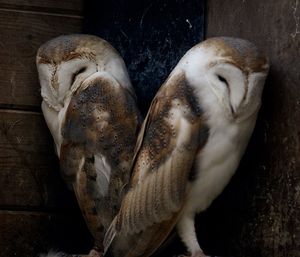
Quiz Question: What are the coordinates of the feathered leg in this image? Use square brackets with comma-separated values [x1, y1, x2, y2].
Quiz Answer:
[176, 213, 209, 257]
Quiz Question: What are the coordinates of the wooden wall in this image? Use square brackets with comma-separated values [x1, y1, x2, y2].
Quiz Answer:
[205, 1, 300, 257]
[0, 1, 93, 256]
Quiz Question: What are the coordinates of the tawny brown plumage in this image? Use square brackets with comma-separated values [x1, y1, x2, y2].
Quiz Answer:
[36, 34, 141, 257]
[119, 73, 208, 232]
[60, 75, 141, 246]
[105, 72, 209, 257]
[104, 37, 269, 257]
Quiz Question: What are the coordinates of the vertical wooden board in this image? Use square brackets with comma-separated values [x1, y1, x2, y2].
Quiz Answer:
[0, 211, 93, 257]
[205, 1, 300, 257]
[0, 110, 76, 209]
[0, 0, 83, 14]
[0, 10, 82, 109]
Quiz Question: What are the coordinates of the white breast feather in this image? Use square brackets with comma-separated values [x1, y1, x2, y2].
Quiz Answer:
[186, 115, 255, 215]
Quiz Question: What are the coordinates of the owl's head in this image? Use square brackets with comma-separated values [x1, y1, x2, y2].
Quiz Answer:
[182, 37, 269, 122]
[36, 34, 132, 152]
[36, 34, 132, 111]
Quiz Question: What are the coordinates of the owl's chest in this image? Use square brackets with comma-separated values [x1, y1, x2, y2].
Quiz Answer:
[187, 122, 247, 213]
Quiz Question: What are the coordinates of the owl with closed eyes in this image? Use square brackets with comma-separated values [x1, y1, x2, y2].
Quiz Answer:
[36, 34, 141, 257]
[104, 37, 269, 257]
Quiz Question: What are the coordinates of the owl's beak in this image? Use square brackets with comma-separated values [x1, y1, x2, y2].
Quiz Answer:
[230, 103, 236, 118]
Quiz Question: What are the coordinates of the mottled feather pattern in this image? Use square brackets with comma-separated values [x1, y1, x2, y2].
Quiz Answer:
[37, 34, 143, 256]
[38, 36, 268, 257]
[73, 169, 105, 247]
[201, 37, 269, 74]
[61, 74, 139, 181]
[37, 34, 116, 65]
[60, 72, 141, 245]
[104, 72, 209, 257]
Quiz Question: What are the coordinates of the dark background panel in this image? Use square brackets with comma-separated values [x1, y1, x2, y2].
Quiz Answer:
[83, 0, 204, 115]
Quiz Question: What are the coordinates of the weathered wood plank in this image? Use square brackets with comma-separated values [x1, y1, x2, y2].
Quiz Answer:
[0, 0, 83, 15]
[0, 210, 92, 257]
[205, 1, 300, 257]
[0, 10, 82, 109]
[0, 110, 76, 209]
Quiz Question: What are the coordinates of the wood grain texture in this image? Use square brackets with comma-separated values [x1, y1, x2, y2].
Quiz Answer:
[205, 1, 300, 257]
[0, 110, 76, 209]
[0, 1, 87, 256]
[0, 10, 82, 110]
[0, 210, 92, 257]
[0, 0, 83, 15]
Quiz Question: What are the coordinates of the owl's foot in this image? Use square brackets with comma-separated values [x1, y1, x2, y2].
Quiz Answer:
[86, 249, 103, 257]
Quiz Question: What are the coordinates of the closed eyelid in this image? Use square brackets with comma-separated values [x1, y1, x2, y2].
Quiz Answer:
[217, 75, 229, 86]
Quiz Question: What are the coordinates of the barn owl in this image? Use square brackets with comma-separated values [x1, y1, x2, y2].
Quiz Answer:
[104, 37, 269, 257]
[36, 34, 141, 257]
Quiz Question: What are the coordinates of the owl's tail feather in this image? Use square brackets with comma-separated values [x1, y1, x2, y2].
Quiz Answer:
[103, 217, 117, 256]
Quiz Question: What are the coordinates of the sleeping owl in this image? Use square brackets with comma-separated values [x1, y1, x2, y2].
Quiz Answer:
[36, 34, 141, 257]
[104, 37, 269, 257]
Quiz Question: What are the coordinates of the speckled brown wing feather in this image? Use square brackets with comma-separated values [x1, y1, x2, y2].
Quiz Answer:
[104, 72, 209, 257]
[59, 72, 141, 250]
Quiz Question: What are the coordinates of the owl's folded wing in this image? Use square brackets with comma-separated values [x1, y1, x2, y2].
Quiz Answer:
[104, 72, 209, 256]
